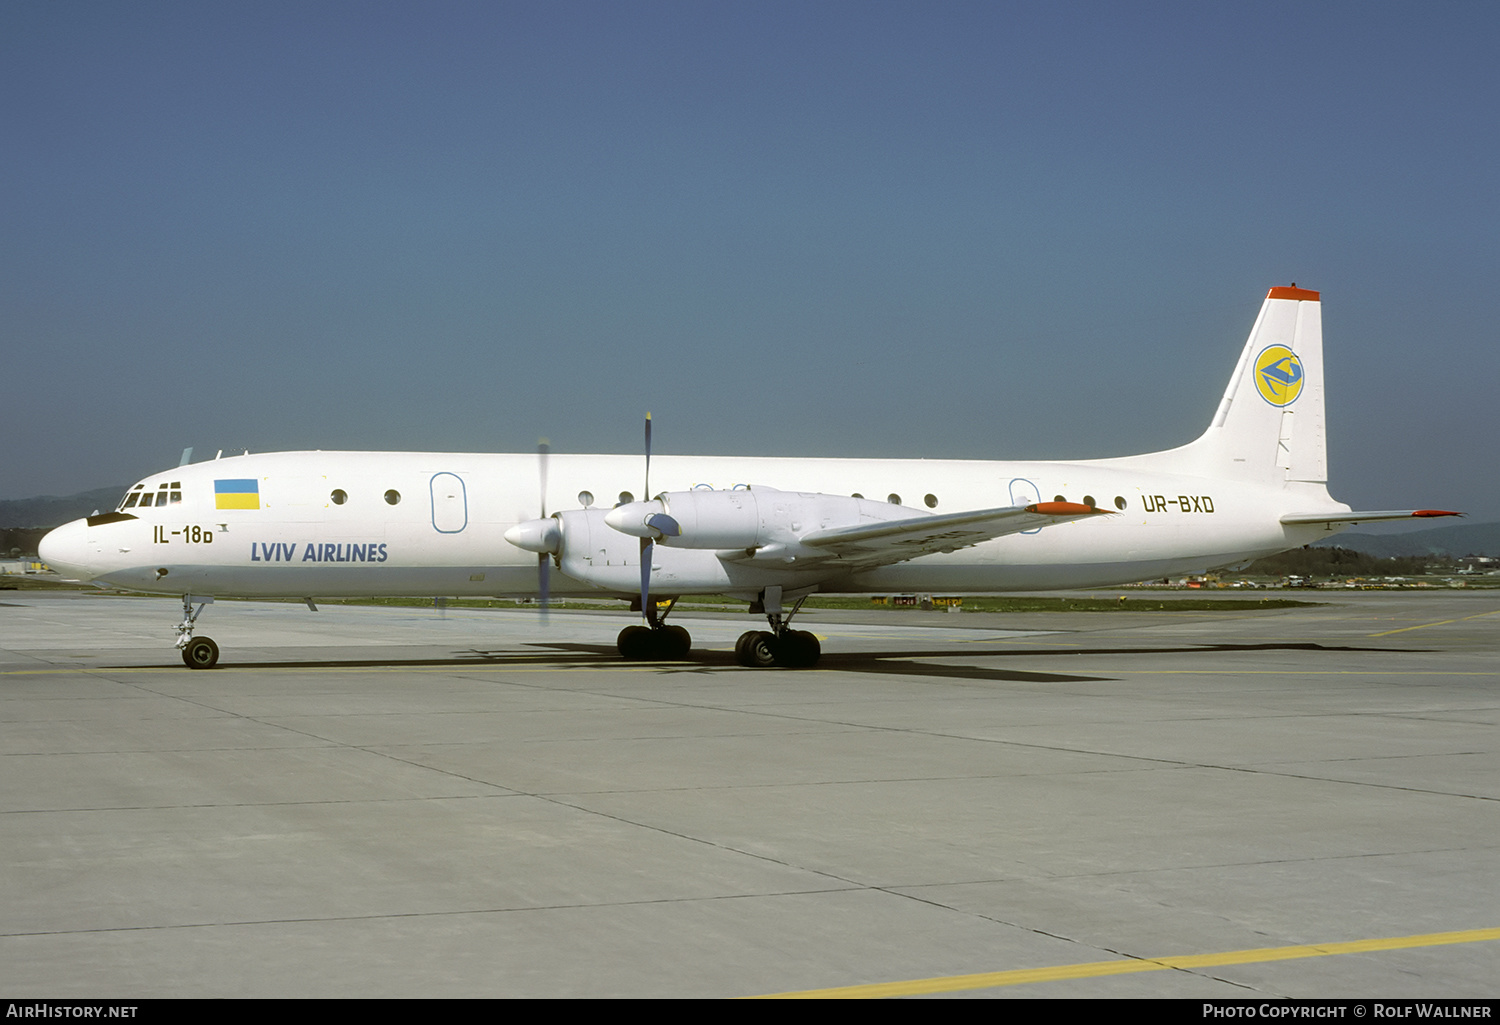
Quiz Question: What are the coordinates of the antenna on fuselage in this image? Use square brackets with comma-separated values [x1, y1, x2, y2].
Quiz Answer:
[179, 447, 194, 466]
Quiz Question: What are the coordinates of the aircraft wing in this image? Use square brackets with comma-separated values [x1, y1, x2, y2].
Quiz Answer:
[796, 501, 1111, 565]
[1280, 509, 1462, 527]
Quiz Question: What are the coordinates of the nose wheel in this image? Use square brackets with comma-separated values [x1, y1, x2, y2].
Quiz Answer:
[175, 594, 219, 669]
[181, 636, 220, 669]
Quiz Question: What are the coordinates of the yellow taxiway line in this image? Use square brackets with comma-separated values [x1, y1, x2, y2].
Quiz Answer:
[751, 926, 1500, 998]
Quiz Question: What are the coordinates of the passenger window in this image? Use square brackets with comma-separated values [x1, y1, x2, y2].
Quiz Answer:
[331, 489, 347, 505]
[1114, 496, 1126, 510]
[924, 494, 938, 508]
[1083, 495, 1096, 508]
[887, 494, 902, 505]
[578, 491, 594, 508]
[385, 490, 401, 506]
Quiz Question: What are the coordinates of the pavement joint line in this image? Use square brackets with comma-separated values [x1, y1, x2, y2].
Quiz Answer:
[749, 926, 1500, 998]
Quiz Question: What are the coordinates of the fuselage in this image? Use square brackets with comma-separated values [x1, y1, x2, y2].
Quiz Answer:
[39, 448, 1342, 599]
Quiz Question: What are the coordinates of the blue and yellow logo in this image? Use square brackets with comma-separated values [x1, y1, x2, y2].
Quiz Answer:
[214, 479, 260, 510]
[1253, 346, 1304, 406]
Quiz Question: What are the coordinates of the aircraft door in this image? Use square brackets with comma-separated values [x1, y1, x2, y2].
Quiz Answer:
[430, 473, 468, 533]
[1008, 477, 1042, 535]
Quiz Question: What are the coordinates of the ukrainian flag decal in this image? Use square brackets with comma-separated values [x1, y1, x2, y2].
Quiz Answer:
[215, 479, 261, 510]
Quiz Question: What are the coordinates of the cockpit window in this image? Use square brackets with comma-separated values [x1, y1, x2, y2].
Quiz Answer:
[140, 482, 183, 507]
[119, 482, 183, 511]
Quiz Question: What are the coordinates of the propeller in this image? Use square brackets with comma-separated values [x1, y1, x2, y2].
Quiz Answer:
[537, 439, 551, 623]
[640, 414, 653, 625]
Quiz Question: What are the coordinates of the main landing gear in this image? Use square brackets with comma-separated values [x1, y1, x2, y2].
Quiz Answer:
[175, 594, 219, 669]
[613, 588, 823, 668]
[734, 586, 821, 669]
[733, 628, 820, 669]
[617, 623, 692, 660]
[617, 596, 693, 661]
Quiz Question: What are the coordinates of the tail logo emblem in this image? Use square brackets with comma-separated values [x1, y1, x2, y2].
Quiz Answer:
[1253, 346, 1304, 406]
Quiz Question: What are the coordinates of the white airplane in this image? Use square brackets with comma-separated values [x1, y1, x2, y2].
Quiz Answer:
[40, 286, 1457, 670]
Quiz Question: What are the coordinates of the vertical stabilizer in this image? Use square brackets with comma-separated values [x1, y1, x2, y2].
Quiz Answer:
[1188, 286, 1326, 483]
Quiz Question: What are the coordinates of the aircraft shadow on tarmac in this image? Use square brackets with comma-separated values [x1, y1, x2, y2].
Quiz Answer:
[103, 641, 1429, 686]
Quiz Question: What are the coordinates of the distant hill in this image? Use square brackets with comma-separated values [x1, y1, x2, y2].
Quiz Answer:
[1311, 520, 1500, 558]
[0, 487, 127, 528]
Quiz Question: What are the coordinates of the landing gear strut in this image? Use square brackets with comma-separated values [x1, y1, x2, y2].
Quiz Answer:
[616, 596, 693, 661]
[175, 594, 219, 669]
[735, 586, 821, 668]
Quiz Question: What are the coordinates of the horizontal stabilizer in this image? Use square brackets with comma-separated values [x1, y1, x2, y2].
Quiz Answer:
[1280, 509, 1462, 527]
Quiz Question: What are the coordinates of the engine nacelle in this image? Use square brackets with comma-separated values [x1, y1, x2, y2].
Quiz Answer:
[548, 507, 743, 593]
[503, 493, 884, 593]
[603, 486, 920, 550]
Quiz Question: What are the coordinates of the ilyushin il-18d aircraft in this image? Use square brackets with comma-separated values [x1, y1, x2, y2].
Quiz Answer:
[41, 286, 1458, 670]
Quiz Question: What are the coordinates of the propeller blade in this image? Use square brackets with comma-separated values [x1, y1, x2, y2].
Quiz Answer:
[538, 440, 549, 519]
[645, 512, 680, 538]
[643, 412, 652, 499]
[538, 439, 551, 625]
[539, 553, 551, 623]
[638, 414, 663, 626]
[640, 537, 653, 625]
[640, 414, 654, 624]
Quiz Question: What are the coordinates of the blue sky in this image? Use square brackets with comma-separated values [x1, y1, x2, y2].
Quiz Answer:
[4, 1, 1496, 517]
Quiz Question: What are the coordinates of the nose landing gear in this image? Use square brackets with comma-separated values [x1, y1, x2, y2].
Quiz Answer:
[175, 595, 219, 669]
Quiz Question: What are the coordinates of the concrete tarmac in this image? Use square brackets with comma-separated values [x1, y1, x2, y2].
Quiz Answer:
[2, 589, 1497, 998]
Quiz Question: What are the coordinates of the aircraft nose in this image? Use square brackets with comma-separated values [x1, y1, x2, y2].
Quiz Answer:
[38, 518, 95, 581]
